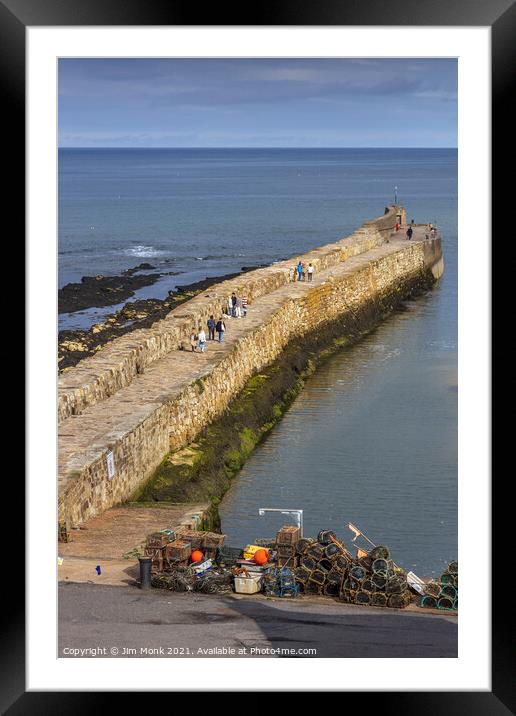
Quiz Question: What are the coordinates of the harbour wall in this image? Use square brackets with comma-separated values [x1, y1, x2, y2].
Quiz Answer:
[58, 207, 444, 527]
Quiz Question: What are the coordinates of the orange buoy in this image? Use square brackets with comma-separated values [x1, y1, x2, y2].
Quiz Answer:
[191, 550, 204, 563]
[254, 548, 268, 565]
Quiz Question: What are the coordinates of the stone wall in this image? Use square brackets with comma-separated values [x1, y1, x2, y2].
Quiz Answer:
[59, 234, 443, 528]
[58, 206, 405, 423]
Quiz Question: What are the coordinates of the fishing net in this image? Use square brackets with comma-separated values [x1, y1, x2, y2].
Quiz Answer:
[317, 530, 337, 545]
[194, 572, 233, 594]
[370, 545, 390, 560]
[151, 570, 195, 592]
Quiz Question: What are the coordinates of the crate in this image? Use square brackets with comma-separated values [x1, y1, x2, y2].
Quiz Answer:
[164, 540, 191, 562]
[276, 525, 300, 545]
[146, 532, 174, 549]
[234, 575, 263, 594]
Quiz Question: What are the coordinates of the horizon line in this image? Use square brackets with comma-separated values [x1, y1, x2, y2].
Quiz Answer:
[59, 145, 458, 150]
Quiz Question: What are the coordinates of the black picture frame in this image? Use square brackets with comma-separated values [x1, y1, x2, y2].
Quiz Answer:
[7, 0, 510, 709]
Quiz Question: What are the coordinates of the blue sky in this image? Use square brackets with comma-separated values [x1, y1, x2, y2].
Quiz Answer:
[58, 58, 457, 148]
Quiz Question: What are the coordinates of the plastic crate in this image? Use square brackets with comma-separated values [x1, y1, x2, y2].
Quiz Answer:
[234, 575, 263, 594]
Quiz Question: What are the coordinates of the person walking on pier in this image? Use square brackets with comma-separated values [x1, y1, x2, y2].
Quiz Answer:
[307, 263, 314, 282]
[297, 261, 303, 281]
[216, 317, 226, 343]
[242, 295, 248, 317]
[190, 331, 198, 352]
[231, 292, 237, 317]
[406, 226, 413, 241]
[207, 315, 216, 340]
[198, 328, 206, 353]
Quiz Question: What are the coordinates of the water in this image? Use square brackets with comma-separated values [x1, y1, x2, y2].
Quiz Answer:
[59, 148, 457, 574]
[59, 148, 454, 329]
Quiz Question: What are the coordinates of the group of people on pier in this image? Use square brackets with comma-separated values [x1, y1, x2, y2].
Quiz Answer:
[289, 261, 314, 283]
[189, 290, 250, 352]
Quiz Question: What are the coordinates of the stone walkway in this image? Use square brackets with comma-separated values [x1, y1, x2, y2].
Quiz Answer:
[59, 227, 430, 495]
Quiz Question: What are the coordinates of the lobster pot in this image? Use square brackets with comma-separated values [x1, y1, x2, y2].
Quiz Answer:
[175, 529, 206, 551]
[296, 537, 315, 555]
[327, 569, 343, 585]
[453, 598, 458, 610]
[440, 572, 454, 585]
[343, 576, 360, 592]
[453, 575, 459, 588]
[294, 566, 312, 584]
[276, 525, 301, 546]
[362, 578, 375, 593]
[356, 590, 371, 605]
[254, 538, 276, 549]
[386, 576, 406, 594]
[146, 532, 174, 549]
[371, 573, 387, 591]
[262, 569, 280, 597]
[370, 545, 390, 560]
[370, 592, 388, 607]
[372, 558, 393, 574]
[420, 595, 437, 609]
[336, 555, 352, 571]
[317, 529, 337, 545]
[324, 582, 340, 597]
[324, 543, 341, 560]
[215, 546, 244, 566]
[440, 584, 457, 600]
[359, 554, 374, 571]
[350, 565, 367, 582]
[388, 592, 412, 609]
[447, 560, 458, 575]
[318, 558, 333, 572]
[438, 596, 454, 610]
[424, 581, 441, 598]
[164, 540, 192, 563]
[307, 544, 325, 561]
[310, 569, 326, 586]
[340, 588, 357, 604]
[301, 556, 318, 572]
[304, 581, 322, 595]
[278, 555, 298, 568]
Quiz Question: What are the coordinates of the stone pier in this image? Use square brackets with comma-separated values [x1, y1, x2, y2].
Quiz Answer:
[58, 206, 443, 528]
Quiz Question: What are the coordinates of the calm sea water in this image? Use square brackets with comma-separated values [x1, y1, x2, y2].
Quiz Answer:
[59, 148, 457, 574]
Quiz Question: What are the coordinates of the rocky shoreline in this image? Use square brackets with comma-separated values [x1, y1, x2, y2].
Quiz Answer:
[58, 266, 262, 371]
[58, 262, 169, 314]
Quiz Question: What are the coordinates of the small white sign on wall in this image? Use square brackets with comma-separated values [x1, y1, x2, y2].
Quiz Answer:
[106, 451, 116, 480]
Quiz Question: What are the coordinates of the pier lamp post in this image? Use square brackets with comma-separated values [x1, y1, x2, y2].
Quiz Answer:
[258, 508, 304, 537]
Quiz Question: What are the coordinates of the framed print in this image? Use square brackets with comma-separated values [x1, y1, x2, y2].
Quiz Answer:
[6, 0, 510, 708]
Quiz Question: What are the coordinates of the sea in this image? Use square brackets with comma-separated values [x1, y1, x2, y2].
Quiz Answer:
[59, 148, 457, 575]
